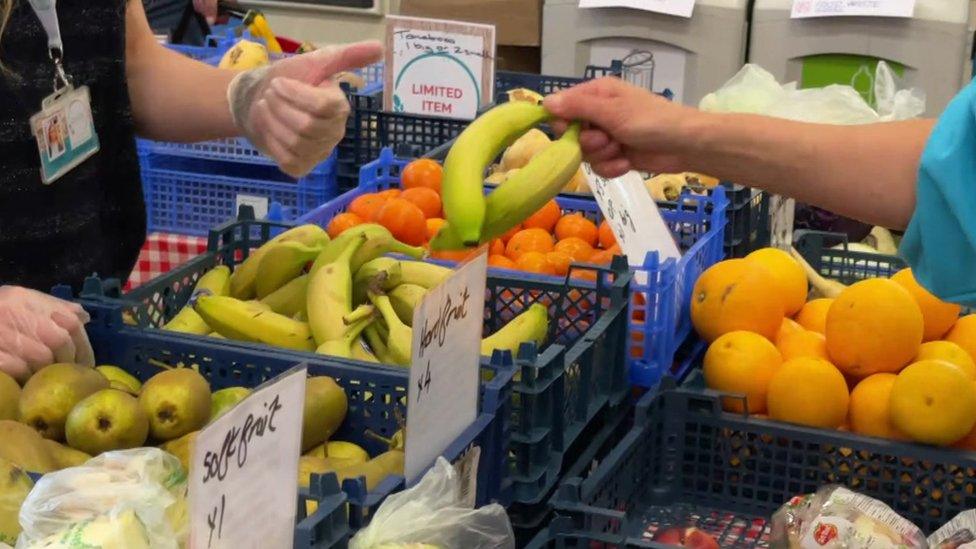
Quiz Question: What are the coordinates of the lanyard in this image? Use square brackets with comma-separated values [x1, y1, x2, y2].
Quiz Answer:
[27, 0, 71, 92]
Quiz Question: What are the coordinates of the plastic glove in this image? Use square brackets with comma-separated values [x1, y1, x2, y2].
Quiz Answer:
[227, 40, 384, 178]
[0, 286, 94, 383]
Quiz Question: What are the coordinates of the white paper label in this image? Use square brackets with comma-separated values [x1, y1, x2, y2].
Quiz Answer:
[235, 194, 269, 220]
[580, 0, 695, 18]
[584, 165, 681, 266]
[405, 252, 487, 482]
[385, 16, 496, 120]
[190, 366, 307, 549]
[791, 0, 915, 18]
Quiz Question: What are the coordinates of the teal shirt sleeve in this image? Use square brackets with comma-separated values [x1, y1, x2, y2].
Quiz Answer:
[900, 80, 976, 306]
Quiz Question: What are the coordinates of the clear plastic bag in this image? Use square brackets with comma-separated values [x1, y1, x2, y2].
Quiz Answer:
[698, 62, 925, 124]
[16, 448, 188, 549]
[349, 457, 515, 549]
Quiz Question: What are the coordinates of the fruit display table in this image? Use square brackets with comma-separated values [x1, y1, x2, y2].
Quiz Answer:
[125, 232, 207, 291]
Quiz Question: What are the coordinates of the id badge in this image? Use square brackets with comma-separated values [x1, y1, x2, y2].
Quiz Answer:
[29, 84, 100, 184]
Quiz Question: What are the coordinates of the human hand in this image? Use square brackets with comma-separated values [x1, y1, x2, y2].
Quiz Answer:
[0, 286, 95, 383]
[228, 40, 384, 177]
[544, 77, 702, 178]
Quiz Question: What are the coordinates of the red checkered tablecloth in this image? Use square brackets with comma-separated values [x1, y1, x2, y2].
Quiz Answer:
[126, 232, 208, 290]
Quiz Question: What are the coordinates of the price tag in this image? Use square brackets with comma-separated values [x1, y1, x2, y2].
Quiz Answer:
[579, 0, 695, 18]
[584, 164, 680, 266]
[791, 0, 915, 18]
[384, 16, 495, 120]
[405, 251, 487, 483]
[190, 366, 307, 549]
[235, 194, 269, 220]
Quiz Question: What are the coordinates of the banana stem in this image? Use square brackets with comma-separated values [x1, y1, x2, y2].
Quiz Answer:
[343, 304, 375, 325]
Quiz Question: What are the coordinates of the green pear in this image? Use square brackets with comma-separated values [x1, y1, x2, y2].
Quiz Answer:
[0, 456, 33, 544]
[41, 439, 91, 469]
[66, 389, 150, 455]
[160, 430, 198, 473]
[209, 387, 252, 422]
[301, 376, 347, 452]
[139, 369, 211, 441]
[95, 365, 142, 395]
[0, 371, 20, 421]
[19, 363, 109, 441]
[0, 419, 57, 473]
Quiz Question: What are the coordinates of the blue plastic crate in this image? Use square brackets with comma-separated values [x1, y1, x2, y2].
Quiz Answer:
[794, 229, 907, 284]
[492, 62, 623, 104]
[56, 291, 514, 547]
[299, 148, 727, 391]
[530, 380, 976, 547]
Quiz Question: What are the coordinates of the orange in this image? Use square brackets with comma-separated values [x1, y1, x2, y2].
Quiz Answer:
[891, 268, 961, 342]
[794, 298, 833, 335]
[776, 318, 804, 345]
[915, 340, 976, 379]
[776, 330, 829, 361]
[746, 248, 808, 316]
[554, 237, 595, 262]
[767, 357, 850, 429]
[431, 248, 475, 262]
[824, 278, 923, 378]
[401, 158, 442, 193]
[588, 244, 622, 266]
[373, 198, 427, 246]
[848, 373, 907, 440]
[400, 187, 442, 219]
[425, 217, 445, 242]
[347, 193, 388, 222]
[598, 219, 616, 249]
[515, 251, 556, 275]
[545, 251, 572, 276]
[375, 188, 401, 200]
[946, 315, 976, 364]
[689, 259, 785, 343]
[890, 360, 976, 446]
[554, 213, 599, 246]
[488, 254, 517, 269]
[499, 224, 522, 244]
[325, 212, 364, 239]
[522, 200, 561, 232]
[953, 383, 976, 451]
[489, 239, 506, 256]
[505, 228, 554, 261]
[703, 331, 782, 413]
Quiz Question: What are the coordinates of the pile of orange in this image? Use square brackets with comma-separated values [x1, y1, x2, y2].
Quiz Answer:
[326, 158, 623, 276]
[695, 249, 976, 449]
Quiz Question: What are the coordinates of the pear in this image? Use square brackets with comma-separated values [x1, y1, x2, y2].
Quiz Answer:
[0, 419, 57, 473]
[304, 440, 369, 462]
[209, 387, 252, 422]
[139, 369, 211, 441]
[66, 389, 150, 455]
[302, 376, 347, 452]
[0, 370, 20, 420]
[19, 363, 109, 440]
[0, 456, 33, 544]
[160, 430, 199, 473]
[41, 439, 92, 469]
[96, 365, 142, 395]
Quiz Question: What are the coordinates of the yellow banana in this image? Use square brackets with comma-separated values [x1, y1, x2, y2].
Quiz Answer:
[255, 241, 324, 298]
[307, 234, 367, 345]
[161, 265, 231, 334]
[363, 324, 396, 364]
[481, 303, 549, 357]
[196, 265, 232, 296]
[367, 291, 412, 366]
[350, 231, 426, 274]
[244, 12, 283, 55]
[352, 257, 402, 305]
[388, 284, 427, 327]
[431, 123, 582, 250]
[351, 338, 380, 363]
[260, 273, 308, 317]
[230, 224, 328, 299]
[194, 295, 315, 351]
[398, 261, 453, 289]
[441, 102, 551, 246]
[161, 307, 211, 335]
[309, 224, 391, 277]
[316, 314, 375, 359]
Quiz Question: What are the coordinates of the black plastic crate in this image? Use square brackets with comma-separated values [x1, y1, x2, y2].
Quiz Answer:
[794, 229, 907, 284]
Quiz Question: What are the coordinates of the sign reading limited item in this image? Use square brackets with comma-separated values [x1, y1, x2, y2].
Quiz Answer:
[384, 16, 495, 120]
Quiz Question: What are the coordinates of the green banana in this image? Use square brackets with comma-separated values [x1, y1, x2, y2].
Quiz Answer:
[441, 102, 551, 246]
[194, 295, 316, 351]
[432, 123, 582, 251]
[307, 234, 367, 345]
[316, 314, 375, 359]
[352, 257, 402, 305]
[308, 224, 390, 277]
[351, 338, 380, 363]
[255, 241, 324, 298]
[398, 261, 453, 289]
[367, 291, 412, 366]
[363, 322, 397, 365]
[230, 224, 328, 299]
[161, 265, 231, 334]
[481, 303, 549, 357]
[349, 231, 426, 273]
[389, 284, 427, 327]
[260, 273, 309, 317]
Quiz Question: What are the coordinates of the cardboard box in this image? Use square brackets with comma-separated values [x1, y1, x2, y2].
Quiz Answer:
[398, 0, 543, 46]
[496, 46, 540, 73]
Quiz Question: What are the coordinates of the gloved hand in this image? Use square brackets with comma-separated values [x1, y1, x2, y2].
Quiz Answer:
[0, 286, 95, 383]
[227, 40, 384, 178]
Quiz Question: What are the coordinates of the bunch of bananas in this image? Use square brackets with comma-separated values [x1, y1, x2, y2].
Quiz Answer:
[161, 223, 549, 366]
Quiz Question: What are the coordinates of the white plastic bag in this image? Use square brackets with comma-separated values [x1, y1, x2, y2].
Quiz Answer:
[699, 62, 925, 124]
[16, 448, 188, 549]
[349, 457, 515, 549]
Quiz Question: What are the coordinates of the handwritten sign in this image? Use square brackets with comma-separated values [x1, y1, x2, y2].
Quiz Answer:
[384, 16, 495, 120]
[791, 0, 915, 18]
[190, 366, 307, 549]
[584, 164, 681, 266]
[580, 0, 695, 18]
[405, 251, 487, 482]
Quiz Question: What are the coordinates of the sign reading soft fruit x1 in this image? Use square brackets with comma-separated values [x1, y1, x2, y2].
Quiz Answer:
[383, 16, 496, 121]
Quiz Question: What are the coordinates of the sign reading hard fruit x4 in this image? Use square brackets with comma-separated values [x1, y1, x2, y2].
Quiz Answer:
[190, 365, 307, 549]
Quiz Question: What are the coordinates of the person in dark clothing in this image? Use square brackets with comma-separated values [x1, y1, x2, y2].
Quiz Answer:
[143, 0, 216, 44]
[0, 0, 382, 379]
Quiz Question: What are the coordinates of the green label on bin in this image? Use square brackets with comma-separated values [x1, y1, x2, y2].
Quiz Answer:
[801, 54, 905, 108]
